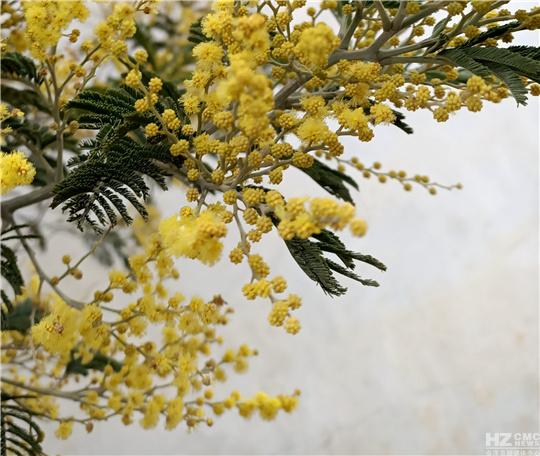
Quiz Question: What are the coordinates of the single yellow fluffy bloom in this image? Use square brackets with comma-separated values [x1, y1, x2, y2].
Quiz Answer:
[370, 103, 396, 125]
[159, 209, 227, 265]
[294, 23, 339, 69]
[31, 297, 80, 356]
[0, 151, 36, 194]
[55, 421, 73, 440]
[350, 218, 368, 237]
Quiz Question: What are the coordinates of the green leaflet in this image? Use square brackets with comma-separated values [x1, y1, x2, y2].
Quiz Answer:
[462, 47, 540, 80]
[387, 107, 414, 134]
[508, 45, 540, 60]
[1, 224, 41, 299]
[458, 21, 521, 48]
[51, 125, 181, 232]
[486, 63, 528, 105]
[0, 52, 43, 85]
[1, 394, 45, 456]
[439, 45, 540, 105]
[300, 159, 359, 203]
[285, 229, 386, 297]
[285, 237, 346, 296]
[1, 245, 23, 296]
[439, 48, 492, 78]
[431, 16, 451, 38]
[65, 351, 122, 376]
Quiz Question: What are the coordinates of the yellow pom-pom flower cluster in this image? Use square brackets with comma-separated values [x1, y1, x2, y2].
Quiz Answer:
[274, 197, 356, 240]
[159, 208, 228, 265]
[2, 234, 298, 438]
[0, 151, 36, 194]
[2, 0, 538, 448]
[23, 0, 88, 60]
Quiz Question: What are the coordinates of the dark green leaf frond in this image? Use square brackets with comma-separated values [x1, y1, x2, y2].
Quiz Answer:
[188, 18, 208, 44]
[439, 45, 540, 105]
[65, 351, 122, 376]
[0, 52, 43, 85]
[458, 21, 521, 48]
[300, 159, 359, 203]
[285, 237, 347, 296]
[51, 133, 182, 232]
[1, 393, 45, 456]
[285, 230, 386, 297]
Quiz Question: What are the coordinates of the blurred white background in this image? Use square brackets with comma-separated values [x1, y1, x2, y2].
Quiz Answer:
[33, 3, 540, 455]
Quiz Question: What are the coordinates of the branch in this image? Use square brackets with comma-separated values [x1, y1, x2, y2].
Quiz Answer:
[375, 0, 392, 31]
[274, 79, 306, 108]
[379, 37, 440, 59]
[9, 219, 85, 310]
[380, 56, 450, 66]
[339, 3, 363, 49]
[392, 1, 408, 30]
[400, 1, 452, 30]
[1, 185, 54, 225]
[1, 377, 81, 400]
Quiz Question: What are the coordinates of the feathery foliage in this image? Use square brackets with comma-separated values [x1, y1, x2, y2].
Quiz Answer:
[1, 393, 45, 456]
[66, 85, 153, 131]
[300, 159, 359, 204]
[0, 52, 43, 86]
[285, 229, 386, 297]
[51, 123, 181, 232]
[56, 83, 188, 232]
[440, 46, 540, 105]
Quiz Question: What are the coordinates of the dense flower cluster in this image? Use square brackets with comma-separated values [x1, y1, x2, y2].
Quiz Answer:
[159, 207, 228, 265]
[23, 0, 89, 60]
[116, 0, 540, 339]
[3, 234, 298, 439]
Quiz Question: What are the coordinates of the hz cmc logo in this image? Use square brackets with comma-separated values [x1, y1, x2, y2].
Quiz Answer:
[485, 433, 540, 456]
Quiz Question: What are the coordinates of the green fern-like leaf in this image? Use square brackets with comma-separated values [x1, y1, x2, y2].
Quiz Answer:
[300, 159, 359, 204]
[462, 47, 540, 80]
[313, 230, 387, 272]
[484, 62, 528, 105]
[1, 393, 45, 456]
[0, 52, 43, 85]
[284, 230, 385, 297]
[67, 85, 152, 130]
[0, 245, 23, 296]
[188, 18, 208, 44]
[325, 259, 380, 287]
[439, 45, 540, 105]
[507, 45, 540, 60]
[459, 21, 521, 48]
[51, 124, 182, 232]
[285, 237, 347, 296]
[0, 225, 42, 299]
[439, 48, 492, 77]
